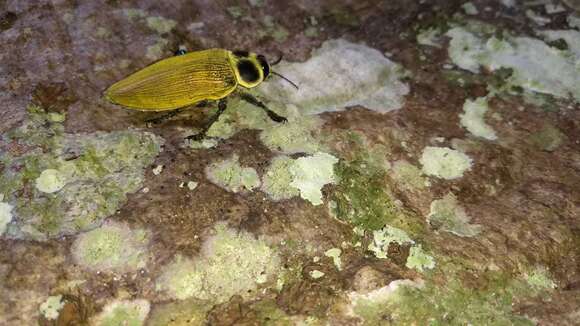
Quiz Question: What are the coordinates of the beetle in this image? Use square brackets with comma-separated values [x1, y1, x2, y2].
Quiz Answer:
[104, 48, 297, 140]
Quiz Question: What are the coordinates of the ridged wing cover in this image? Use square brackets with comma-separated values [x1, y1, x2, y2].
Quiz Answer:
[105, 49, 238, 111]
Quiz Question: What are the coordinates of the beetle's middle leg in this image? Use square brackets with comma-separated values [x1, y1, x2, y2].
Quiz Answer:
[185, 98, 228, 141]
[145, 108, 185, 125]
[238, 92, 287, 123]
[146, 101, 209, 125]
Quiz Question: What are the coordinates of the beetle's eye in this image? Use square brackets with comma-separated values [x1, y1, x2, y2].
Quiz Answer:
[257, 55, 270, 78]
[237, 60, 260, 83]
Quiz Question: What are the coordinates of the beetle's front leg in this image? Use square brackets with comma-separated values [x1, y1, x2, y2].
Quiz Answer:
[238, 92, 288, 123]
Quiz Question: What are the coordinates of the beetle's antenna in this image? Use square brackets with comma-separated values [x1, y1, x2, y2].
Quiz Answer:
[271, 54, 283, 66]
[272, 71, 299, 90]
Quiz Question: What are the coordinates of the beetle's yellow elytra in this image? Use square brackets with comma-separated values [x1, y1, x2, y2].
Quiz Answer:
[105, 48, 270, 111]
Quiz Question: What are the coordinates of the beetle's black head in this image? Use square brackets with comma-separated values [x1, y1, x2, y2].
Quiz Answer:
[256, 54, 270, 78]
[231, 50, 269, 88]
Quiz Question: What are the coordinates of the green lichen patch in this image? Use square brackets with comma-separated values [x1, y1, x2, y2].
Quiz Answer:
[205, 155, 260, 193]
[92, 299, 150, 326]
[524, 267, 557, 290]
[226, 6, 244, 19]
[147, 299, 209, 326]
[122, 8, 176, 35]
[460, 97, 498, 141]
[0, 200, 13, 236]
[390, 160, 428, 190]
[145, 16, 177, 34]
[349, 276, 536, 326]
[428, 193, 482, 237]
[206, 100, 323, 155]
[187, 137, 218, 150]
[368, 225, 435, 273]
[259, 39, 410, 115]
[332, 157, 419, 234]
[208, 151, 337, 205]
[156, 223, 280, 303]
[122, 8, 147, 20]
[417, 27, 443, 48]
[405, 245, 436, 272]
[206, 98, 272, 140]
[324, 247, 342, 271]
[254, 300, 297, 325]
[146, 38, 170, 61]
[446, 23, 580, 102]
[289, 152, 339, 205]
[368, 225, 414, 259]
[155, 255, 204, 301]
[260, 15, 290, 43]
[260, 155, 300, 201]
[35, 168, 66, 193]
[349, 279, 423, 325]
[259, 108, 323, 154]
[71, 221, 150, 273]
[39, 295, 65, 321]
[0, 105, 163, 241]
[530, 124, 566, 151]
[419, 146, 473, 180]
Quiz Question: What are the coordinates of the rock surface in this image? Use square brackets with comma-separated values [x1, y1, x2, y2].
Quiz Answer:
[1, 0, 579, 325]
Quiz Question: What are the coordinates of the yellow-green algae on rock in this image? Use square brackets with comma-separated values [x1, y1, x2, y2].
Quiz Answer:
[405, 245, 436, 272]
[369, 225, 436, 273]
[420, 146, 472, 180]
[147, 299, 209, 326]
[428, 192, 482, 237]
[368, 225, 414, 259]
[204, 154, 261, 193]
[332, 149, 412, 232]
[71, 221, 150, 273]
[391, 160, 429, 190]
[156, 223, 280, 303]
[348, 272, 542, 325]
[0, 198, 13, 236]
[0, 106, 164, 241]
[260, 155, 300, 201]
[289, 152, 339, 205]
[460, 96, 497, 141]
[204, 99, 324, 155]
[91, 299, 150, 326]
[34, 168, 67, 193]
[203, 151, 338, 205]
[39, 295, 65, 321]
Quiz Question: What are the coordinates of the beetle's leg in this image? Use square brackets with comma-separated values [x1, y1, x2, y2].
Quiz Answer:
[145, 108, 185, 125]
[238, 92, 287, 123]
[186, 98, 228, 141]
[145, 101, 209, 125]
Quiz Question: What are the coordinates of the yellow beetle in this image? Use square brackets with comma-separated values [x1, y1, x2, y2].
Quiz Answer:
[105, 48, 297, 139]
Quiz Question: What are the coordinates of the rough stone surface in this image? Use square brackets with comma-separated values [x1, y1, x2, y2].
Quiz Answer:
[1, 1, 579, 325]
